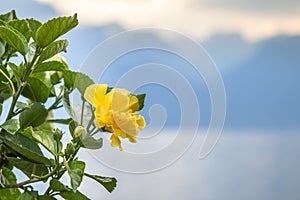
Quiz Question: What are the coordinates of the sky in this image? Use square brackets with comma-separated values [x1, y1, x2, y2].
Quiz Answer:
[36, 0, 300, 41]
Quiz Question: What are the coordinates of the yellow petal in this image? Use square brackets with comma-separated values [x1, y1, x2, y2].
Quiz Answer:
[136, 115, 146, 129]
[127, 135, 137, 143]
[84, 84, 108, 106]
[110, 134, 122, 151]
[111, 88, 130, 112]
[94, 84, 108, 106]
[113, 112, 138, 136]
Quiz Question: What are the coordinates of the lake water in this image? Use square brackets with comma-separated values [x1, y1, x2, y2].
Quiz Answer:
[69, 129, 300, 200]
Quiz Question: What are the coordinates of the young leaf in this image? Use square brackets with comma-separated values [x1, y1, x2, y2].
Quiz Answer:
[32, 130, 62, 155]
[26, 18, 42, 39]
[7, 157, 49, 178]
[36, 14, 78, 48]
[66, 160, 85, 191]
[37, 40, 68, 63]
[1, 119, 19, 135]
[0, 167, 21, 200]
[21, 126, 34, 140]
[0, 10, 17, 22]
[84, 173, 117, 193]
[19, 102, 48, 129]
[8, 19, 31, 42]
[0, 132, 51, 165]
[22, 77, 50, 103]
[0, 25, 28, 55]
[33, 61, 67, 73]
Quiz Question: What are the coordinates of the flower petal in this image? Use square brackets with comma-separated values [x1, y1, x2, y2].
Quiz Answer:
[94, 84, 108, 106]
[110, 134, 122, 150]
[84, 84, 108, 106]
[111, 88, 130, 112]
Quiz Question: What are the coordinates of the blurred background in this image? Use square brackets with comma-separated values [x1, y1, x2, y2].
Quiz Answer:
[1, 0, 300, 199]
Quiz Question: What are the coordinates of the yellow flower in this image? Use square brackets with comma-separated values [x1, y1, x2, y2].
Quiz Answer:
[84, 84, 146, 150]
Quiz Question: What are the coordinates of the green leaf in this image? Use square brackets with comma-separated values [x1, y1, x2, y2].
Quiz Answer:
[37, 40, 68, 63]
[19, 102, 48, 129]
[63, 71, 77, 89]
[47, 118, 72, 125]
[50, 179, 68, 191]
[50, 179, 89, 200]
[8, 62, 22, 86]
[38, 195, 57, 200]
[66, 160, 85, 191]
[22, 77, 50, 103]
[0, 10, 17, 22]
[26, 18, 42, 39]
[36, 14, 78, 48]
[50, 72, 61, 85]
[0, 90, 4, 103]
[0, 40, 4, 57]
[0, 167, 21, 200]
[8, 19, 31, 42]
[7, 157, 48, 178]
[84, 173, 117, 193]
[136, 93, 146, 111]
[16, 101, 29, 110]
[74, 72, 95, 95]
[59, 190, 90, 200]
[80, 129, 103, 150]
[28, 42, 36, 62]
[30, 72, 52, 88]
[32, 130, 62, 155]
[68, 120, 77, 138]
[0, 25, 28, 55]
[64, 143, 76, 160]
[33, 61, 67, 73]
[0, 104, 2, 116]
[21, 126, 34, 140]
[17, 191, 35, 200]
[1, 119, 19, 134]
[0, 132, 51, 165]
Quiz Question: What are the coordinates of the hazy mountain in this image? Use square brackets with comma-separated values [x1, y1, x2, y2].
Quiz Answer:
[202, 33, 256, 73]
[223, 35, 300, 128]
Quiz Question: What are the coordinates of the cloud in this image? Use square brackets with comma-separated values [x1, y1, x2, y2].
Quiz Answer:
[197, 0, 300, 15]
[35, 0, 300, 41]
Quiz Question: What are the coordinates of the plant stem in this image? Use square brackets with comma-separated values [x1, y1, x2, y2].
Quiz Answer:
[5, 51, 40, 120]
[80, 98, 85, 125]
[1, 164, 61, 189]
